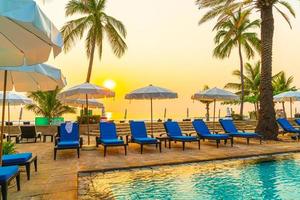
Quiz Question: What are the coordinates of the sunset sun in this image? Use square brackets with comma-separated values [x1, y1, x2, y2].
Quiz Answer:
[103, 79, 116, 90]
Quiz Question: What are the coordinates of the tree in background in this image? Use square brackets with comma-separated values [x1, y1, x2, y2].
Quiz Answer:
[61, 0, 127, 82]
[25, 88, 76, 121]
[212, 9, 260, 120]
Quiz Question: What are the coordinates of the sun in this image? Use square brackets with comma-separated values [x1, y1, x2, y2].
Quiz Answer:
[103, 79, 116, 90]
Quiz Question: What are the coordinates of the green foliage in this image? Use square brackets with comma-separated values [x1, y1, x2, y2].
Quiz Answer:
[25, 87, 76, 119]
[2, 141, 16, 155]
[272, 71, 297, 95]
[61, 0, 127, 61]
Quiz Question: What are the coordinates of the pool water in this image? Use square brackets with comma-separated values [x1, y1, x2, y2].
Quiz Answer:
[80, 154, 300, 200]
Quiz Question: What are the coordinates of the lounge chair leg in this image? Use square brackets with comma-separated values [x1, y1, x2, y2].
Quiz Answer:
[231, 138, 233, 147]
[216, 140, 219, 148]
[54, 148, 57, 160]
[198, 140, 200, 150]
[96, 137, 99, 147]
[182, 142, 185, 151]
[77, 147, 80, 158]
[169, 140, 171, 149]
[140, 144, 143, 154]
[260, 138, 262, 144]
[16, 172, 20, 191]
[104, 146, 107, 157]
[1, 182, 8, 200]
[34, 157, 37, 172]
[156, 143, 158, 149]
[124, 145, 127, 155]
[164, 140, 167, 148]
[224, 139, 227, 145]
[247, 138, 250, 145]
[25, 163, 30, 180]
[159, 142, 162, 152]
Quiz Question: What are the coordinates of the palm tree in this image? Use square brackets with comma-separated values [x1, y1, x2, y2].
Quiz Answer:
[61, 0, 127, 82]
[213, 10, 260, 119]
[196, 0, 296, 139]
[273, 71, 296, 117]
[25, 88, 76, 121]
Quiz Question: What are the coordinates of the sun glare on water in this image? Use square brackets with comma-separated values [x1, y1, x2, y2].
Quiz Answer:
[103, 79, 116, 90]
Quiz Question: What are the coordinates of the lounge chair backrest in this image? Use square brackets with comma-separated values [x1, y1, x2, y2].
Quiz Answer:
[59, 123, 79, 142]
[20, 126, 36, 139]
[192, 119, 211, 136]
[164, 121, 182, 137]
[219, 119, 238, 133]
[295, 119, 300, 126]
[277, 118, 295, 131]
[99, 122, 118, 140]
[130, 121, 148, 139]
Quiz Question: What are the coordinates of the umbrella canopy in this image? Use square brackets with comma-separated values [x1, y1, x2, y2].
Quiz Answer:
[59, 82, 114, 145]
[0, 64, 66, 91]
[0, 0, 63, 66]
[125, 84, 178, 99]
[125, 84, 178, 134]
[274, 91, 300, 118]
[192, 87, 239, 131]
[61, 99, 103, 109]
[59, 82, 115, 99]
[192, 87, 239, 101]
[0, 92, 32, 105]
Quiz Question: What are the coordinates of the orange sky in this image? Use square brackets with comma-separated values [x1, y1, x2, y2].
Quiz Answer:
[7, 0, 300, 121]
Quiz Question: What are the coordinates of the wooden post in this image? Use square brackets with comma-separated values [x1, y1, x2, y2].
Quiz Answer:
[0, 70, 8, 166]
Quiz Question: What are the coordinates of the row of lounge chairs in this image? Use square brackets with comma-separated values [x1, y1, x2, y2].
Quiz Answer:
[277, 118, 300, 140]
[53, 119, 262, 159]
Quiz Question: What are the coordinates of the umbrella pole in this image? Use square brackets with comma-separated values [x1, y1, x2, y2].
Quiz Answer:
[290, 98, 293, 119]
[0, 70, 8, 166]
[282, 102, 286, 118]
[86, 94, 90, 145]
[213, 99, 216, 133]
[150, 98, 153, 136]
[7, 102, 10, 141]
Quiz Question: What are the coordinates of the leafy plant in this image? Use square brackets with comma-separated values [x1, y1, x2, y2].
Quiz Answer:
[2, 141, 16, 155]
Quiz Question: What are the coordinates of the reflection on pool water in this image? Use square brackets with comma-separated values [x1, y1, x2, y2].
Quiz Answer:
[79, 154, 300, 200]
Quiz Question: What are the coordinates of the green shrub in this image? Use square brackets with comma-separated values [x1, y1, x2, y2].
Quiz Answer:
[2, 141, 16, 155]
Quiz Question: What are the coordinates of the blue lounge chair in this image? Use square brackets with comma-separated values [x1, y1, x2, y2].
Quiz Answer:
[129, 121, 161, 154]
[164, 121, 200, 150]
[0, 166, 20, 200]
[96, 122, 127, 156]
[2, 152, 37, 180]
[294, 118, 300, 127]
[54, 122, 80, 160]
[277, 118, 300, 140]
[192, 119, 233, 148]
[219, 119, 262, 144]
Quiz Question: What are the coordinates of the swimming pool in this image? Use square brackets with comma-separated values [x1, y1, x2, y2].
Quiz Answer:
[79, 154, 300, 199]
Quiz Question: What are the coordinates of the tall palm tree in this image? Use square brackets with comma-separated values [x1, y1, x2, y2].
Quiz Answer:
[273, 71, 296, 117]
[213, 10, 260, 120]
[25, 88, 76, 121]
[196, 0, 296, 139]
[61, 0, 127, 82]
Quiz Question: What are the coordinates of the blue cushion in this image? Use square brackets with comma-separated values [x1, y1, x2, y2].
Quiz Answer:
[57, 141, 79, 148]
[0, 166, 19, 182]
[295, 119, 300, 126]
[219, 119, 239, 133]
[193, 120, 213, 136]
[100, 122, 118, 140]
[201, 134, 229, 140]
[130, 121, 148, 139]
[133, 137, 158, 144]
[59, 123, 79, 142]
[100, 139, 124, 145]
[277, 118, 299, 132]
[229, 132, 259, 138]
[164, 122, 183, 137]
[171, 136, 198, 141]
[2, 153, 32, 165]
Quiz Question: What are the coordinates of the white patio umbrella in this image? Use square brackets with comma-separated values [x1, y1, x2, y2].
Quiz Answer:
[192, 87, 239, 131]
[273, 91, 300, 118]
[61, 99, 103, 109]
[0, 0, 63, 66]
[125, 84, 178, 134]
[59, 82, 115, 145]
[0, 92, 32, 138]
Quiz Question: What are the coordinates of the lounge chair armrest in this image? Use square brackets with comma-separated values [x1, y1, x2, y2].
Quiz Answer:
[189, 132, 197, 136]
[147, 134, 154, 138]
[80, 137, 83, 148]
[159, 133, 167, 137]
[182, 132, 190, 136]
[55, 138, 60, 146]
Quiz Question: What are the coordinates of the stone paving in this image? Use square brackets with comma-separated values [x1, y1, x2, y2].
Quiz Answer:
[9, 135, 300, 200]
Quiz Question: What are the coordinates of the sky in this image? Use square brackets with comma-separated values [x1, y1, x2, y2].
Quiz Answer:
[8, 0, 300, 121]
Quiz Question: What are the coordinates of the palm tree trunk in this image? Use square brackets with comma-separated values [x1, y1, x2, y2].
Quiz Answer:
[86, 38, 96, 83]
[254, 103, 257, 119]
[206, 102, 210, 121]
[238, 42, 244, 120]
[256, 5, 278, 139]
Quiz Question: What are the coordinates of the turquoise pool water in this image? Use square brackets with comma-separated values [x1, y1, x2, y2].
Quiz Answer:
[81, 154, 300, 200]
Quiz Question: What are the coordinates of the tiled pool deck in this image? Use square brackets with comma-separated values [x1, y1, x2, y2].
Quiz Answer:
[10, 135, 300, 199]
